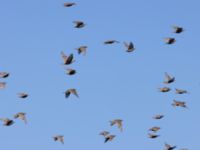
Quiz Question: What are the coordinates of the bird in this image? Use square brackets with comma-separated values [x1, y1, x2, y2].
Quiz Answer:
[153, 114, 164, 120]
[18, 92, 28, 98]
[164, 38, 176, 44]
[0, 72, 9, 78]
[73, 21, 85, 28]
[175, 88, 188, 94]
[149, 126, 161, 132]
[0, 118, 14, 126]
[164, 143, 176, 150]
[0, 82, 6, 89]
[148, 133, 159, 139]
[104, 135, 116, 143]
[164, 72, 175, 84]
[124, 42, 135, 52]
[173, 26, 184, 33]
[64, 89, 79, 98]
[172, 100, 187, 108]
[99, 131, 110, 137]
[75, 46, 87, 55]
[66, 68, 76, 75]
[110, 119, 123, 132]
[61, 52, 74, 65]
[159, 87, 171, 92]
[14, 112, 27, 124]
[63, 2, 76, 7]
[104, 40, 119, 44]
[53, 135, 64, 144]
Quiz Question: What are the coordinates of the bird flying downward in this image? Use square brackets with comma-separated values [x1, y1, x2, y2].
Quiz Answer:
[110, 119, 123, 132]
[0, 82, 6, 89]
[164, 143, 176, 150]
[63, 2, 76, 7]
[104, 135, 116, 143]
[73, 21, 85, 28]
[148, 133, 160, 139]
[172, 100, 187, 108]
[173, 26, 184, 33]
[99, 131, 110, 137]
[0, 72, 9, 78]
[14, 112, 27, 124]
[175, 88, 188, 94]
[18, 92, 28, 98]
[164, 38, 176, 44]
[53, 135, 64, 144]
[164, 72, 175, 84]
[0, 118, 14, 126]
[61, 52, 74, 65]
[104, 40, 119, 44]
[159, 87, 171, 92]
[153, 114, 164, 120]
[65, 89, 79, 98]
[66, 68, 76, 75]
[76, 46, 87, 55]
[124, 42, 135, 52]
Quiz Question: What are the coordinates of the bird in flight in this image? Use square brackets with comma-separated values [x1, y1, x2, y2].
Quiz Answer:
[61, 52, 74, 65]
[149, 126, 161, 132]
[73, 21, 85, 28]
[53, 135, 64, 144]
[110, 119, 123, 132]
[66, 68, 76, 75]
[18, 92, 28, 99]
[148, 133, 160, 139]
[164, 38, 176, 44]
[14, 112, 27, 124]
[173, 26, 184, 34]
[159, 87, 171, 92]
[124, 42, 135, 52]
[104, 40, 119, 45]
[175, 88, 188, 94]
[153, 114, 164, 120]
[99, 131, 110, 137]
[75, 46, 87, 55]
[164, 72, 175, 84]
[164, 143, 176, 150]
[104, 135, 116, 143]
[0, 72, 9, 78]
[64, 88, 79, 98]
[0, 118, 14, 126]
[172, 100, 187, 108]
[63, 2, 76, 7]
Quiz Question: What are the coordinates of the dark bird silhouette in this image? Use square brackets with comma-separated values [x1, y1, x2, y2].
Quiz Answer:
[172, 100, 187, 108]
[65, 89, 79, 98]
[124, 42, 135, 52]
[66, 68, 76, 75]
[0, 82, 6, 89]
[164, 143, 176, 150]
[164, 72, 175, 84]
[63, 2, 76, 7]
[153, 114, 164, 120]
[61, 52, 74, 65]
[76, 46, 87, 55]
[18, 92, 28, 98]
[0, 72, 9, 78]
[110, 119, 123, 132]
[73, 21, 85, 28]
[104, 135, 116, 143]
[164, 38, 176, 44]
[53, 135, 64, 144]
[175, 88, 188, 94]
[159, 87, 171, 92]
[104, 40, 119, 44]
[148, 133, 159, 138]
[14, 112, 27, 124]
[0, 118, 14, 126]
[173, 26, 184, 33]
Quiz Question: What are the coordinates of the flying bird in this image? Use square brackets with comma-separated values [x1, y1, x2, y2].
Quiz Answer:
[153, 114, 164, 120]
[173, 26, 184, 33]
[0, 118, 14, 126]
[63, 2, 76, 7]
[104, 135, 116, 143]
[149, 126, 161, 132]
[18, 92, 28, 98]
[66, 68, 76, 75]
[110, 119, 123, 132]
[64, 89, 79, 98]
[164, 38, 176, 44]
[99, 131, 110, 137]
[172, 100, 187, 108]
[0, 72, 9, 78]
[104, 40, 119, 44]
[124, 42, 135, 52]
[76, 46, 87, 55]
[73, 21, 85, 28]
[53, 135, 64, 144]
[164, 72, 175, 84]
[159, 87, 171, 92]
[0, 82, 6, 89]
[164, 143, 176, 150]
[148, 133, 159, 139]
[175, 88, 188, 94]
[61, 52, 74, 65]
[14, 112, 27, 124]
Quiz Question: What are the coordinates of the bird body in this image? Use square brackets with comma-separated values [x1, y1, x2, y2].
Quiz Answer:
[164, 38, 176, 44]
[0, 72, 9, 78]
[76, 46, 87, 55]
[110, 119, 123, 132]
[104, 40, 119, 44]
[14, 112, 27, 124]
[73, 21, 85, 28]
[104, 135, 115, 143]
[153, 114, 164, 120]
[159, 87, 171, 92]
[0, 118, 14, 126]
[164, 72, 175, 84]
[61, 52, 74, 65]
[53, 135, 64, 144]
[63, 2, 76, 7]
[124, 42, 135, 52]
[65, 89, 79, 98]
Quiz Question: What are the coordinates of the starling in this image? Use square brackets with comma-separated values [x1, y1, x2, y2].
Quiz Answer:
[164, 72, 175, 84]
[66, 68, 76, 75]
[65, 89, 79, 98]
[53, 135, 64, 144]
[14, 112, 27, 124]
[104, 40, 119, 44]
[124, 42, 135, 52]
[148, 133, 159, 138]
[0, 72, 9, 78]
[73, 21, 85, 28]
[172, 100, 187, 108]
[18, 92, 28, 98]
[110, 119, 123, 132]
[173, 26, 184, 33]
[63, 2, 76, 7]
[159, 87, 171, 92]
[164, 143, 176, 150]
[153, 114, 164, 120]
[61, 52, 74, 65]
[0, 82, 6, 89]
[99, 131, 110, 137]
[0, 118, 14, 126]
[175, 88, 188, 94]
[164, 38, 176, 44]
[104, 135, 116, 143]
[149, 126, 161, 132]
[76, 46, 87, 55]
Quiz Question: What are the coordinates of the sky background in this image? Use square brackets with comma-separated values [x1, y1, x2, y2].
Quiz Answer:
[0, 0, 199, 149]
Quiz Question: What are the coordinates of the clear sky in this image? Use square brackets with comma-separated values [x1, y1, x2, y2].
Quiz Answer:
[0, 0, 199, 149]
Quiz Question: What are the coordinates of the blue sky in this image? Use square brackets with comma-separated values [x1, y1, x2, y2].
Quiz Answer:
[0, 0, 199, 149]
